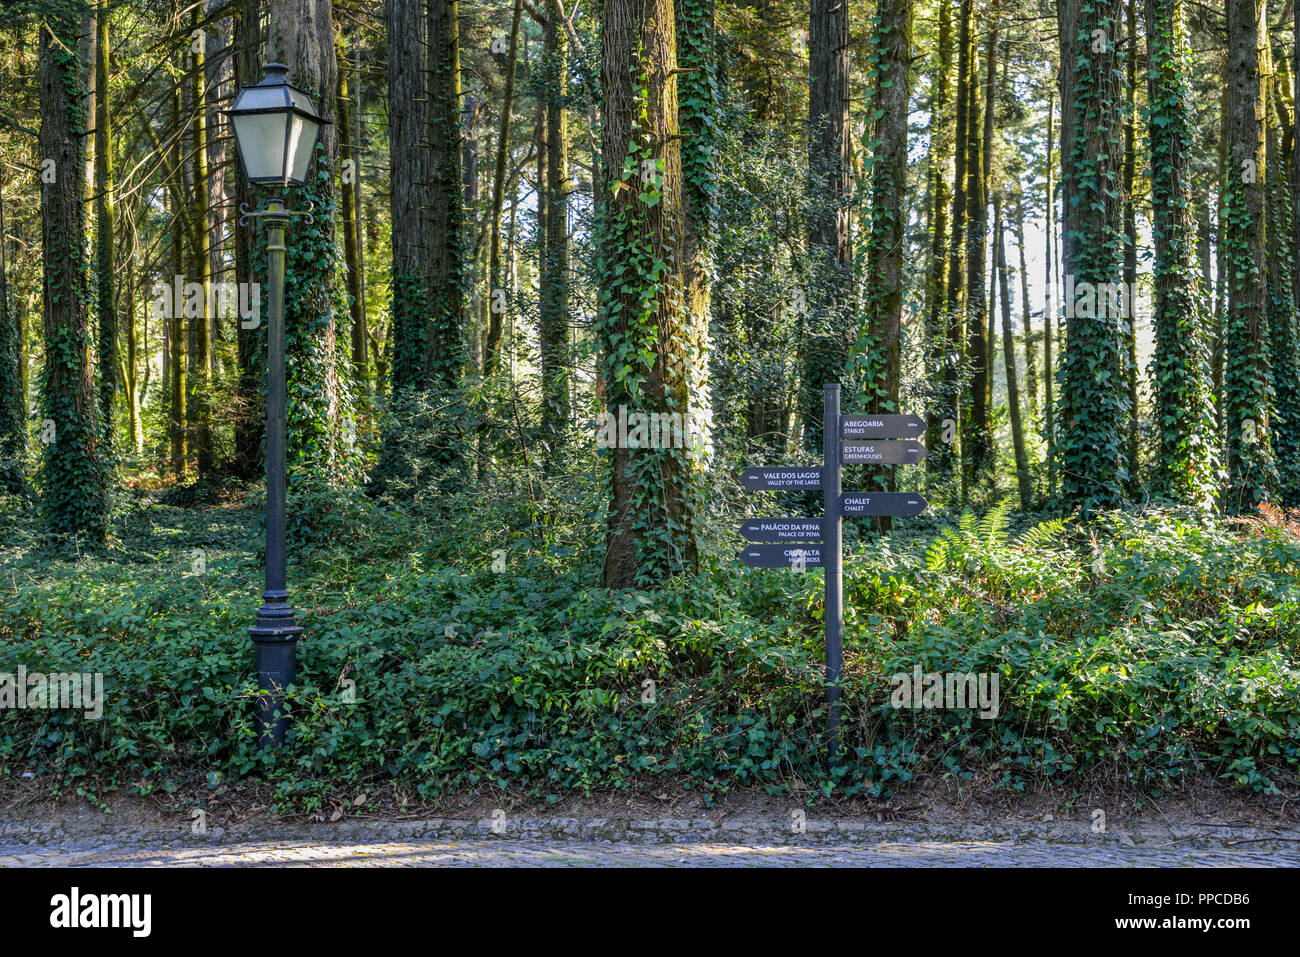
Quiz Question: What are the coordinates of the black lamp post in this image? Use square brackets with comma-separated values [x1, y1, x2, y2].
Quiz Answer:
[223, 63, 328, 748]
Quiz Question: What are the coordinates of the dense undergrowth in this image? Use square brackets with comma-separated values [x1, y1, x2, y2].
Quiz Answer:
[1, 463, 1298, 812]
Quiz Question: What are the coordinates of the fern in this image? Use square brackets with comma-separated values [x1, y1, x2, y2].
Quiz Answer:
[1018, 518, 1069, 549]
[977, 497, 1014, 545]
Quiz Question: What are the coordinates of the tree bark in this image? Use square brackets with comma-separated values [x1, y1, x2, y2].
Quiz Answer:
[1223, 0, 1276, 509]
[483, 0, 524, 377]
[94, 1, 117, 456]
[267, 0, 353, 482]
[427, 0, 466, 393]
[598, 0, 700, 587]
[39, 10, 107, 539]
[1056, 0, 1128, 511]
[0, 164, 23, 493]
[996, 194, 1031, 507]
[925, 0, 954, 468]
[963, 1, 994, 495]
[1145, 0, 1219, 505]
[802, 0, 853, 452]
[336, 25, 366, 382]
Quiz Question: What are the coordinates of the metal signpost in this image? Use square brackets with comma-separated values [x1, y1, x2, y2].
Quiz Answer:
[737, 384, 929, 763]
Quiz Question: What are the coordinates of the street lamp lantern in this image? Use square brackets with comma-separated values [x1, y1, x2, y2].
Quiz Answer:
[224, 63, 328, 187]
[224, 63, 328, 748]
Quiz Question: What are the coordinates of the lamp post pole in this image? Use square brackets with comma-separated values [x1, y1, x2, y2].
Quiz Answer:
[225, 62, 326, 750]
[248, 197, 301, 748]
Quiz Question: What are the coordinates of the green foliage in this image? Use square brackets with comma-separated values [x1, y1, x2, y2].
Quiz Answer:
[4, 483, 1299, 806]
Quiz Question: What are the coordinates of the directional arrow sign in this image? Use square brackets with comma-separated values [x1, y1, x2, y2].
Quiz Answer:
[840, 414, 926, 439]
[840, 440, 927, 465]
[740, 467, 823, 491]
[737, 544, 825, 569]
[738, 518, 824, 543]
[840, 492, 929, 517]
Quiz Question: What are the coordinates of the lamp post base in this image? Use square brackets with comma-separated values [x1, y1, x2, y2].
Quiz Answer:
[249, 593, 302, 748]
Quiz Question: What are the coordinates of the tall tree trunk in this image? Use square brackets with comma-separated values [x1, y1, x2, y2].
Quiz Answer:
[598, 0, 701, 587]
[426, 0, 467, 424]
[963, 1, 994, 495]
[939, 0, 974, 484]
[540, 0, 572, 436]
[1223, 0, 1277, 510]
[802, 0, 852, 452]
[268, 0, 353, 482]
[169, 77, 188, 480]
[996, 194, 1031, 507]
[1266, 32, 1300, 504]
[483, 0, 523, 377]
[865, 0, 911, 529]
[94, 1, 116, 457]
[925, 0, 954, 468]
[232, 0, 263, 481]
[1145, 0, 1219, 505]
[1014, 197, 1038, 422]
[1056, 0, 1128, 511]
[676, 0, 715, 462]
[190, 10, 213, 477]
[0, 166, 23, 493]
[1213, 63, 1229, 446]
[39, 10, 107, 540]
[385, 0, 426, 394]
[1045, 89, 1056, 497]
[336, 26, 366, 382]
[1122, 0, 1138, 492]
[123, 258, 140, 454]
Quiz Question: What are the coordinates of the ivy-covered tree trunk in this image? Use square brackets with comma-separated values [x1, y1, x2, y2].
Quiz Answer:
[1222, 0, 1277, 510]
[1122, 0, 1138, 493]
[1265, 36, 1300, 506]
[802, 0, 852, 452]
[864, 0, 911, 529]
[0, 166, 23, 494]
[426, 0, 466, 397]
[267, 0, 354, 483]
[1144, 0, 1219, 507]
[1056, 0, 1129, 512]
[39, 6, 107, 540]
[385, 0, 425, 394]
[675, 0, 715, 460]
[598, 0, 702, 587]
[939, 0, 974, 485]
[924, 0, 953, 470]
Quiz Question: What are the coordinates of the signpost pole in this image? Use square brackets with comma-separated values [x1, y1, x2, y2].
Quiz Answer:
[823, 384, 843, 765]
